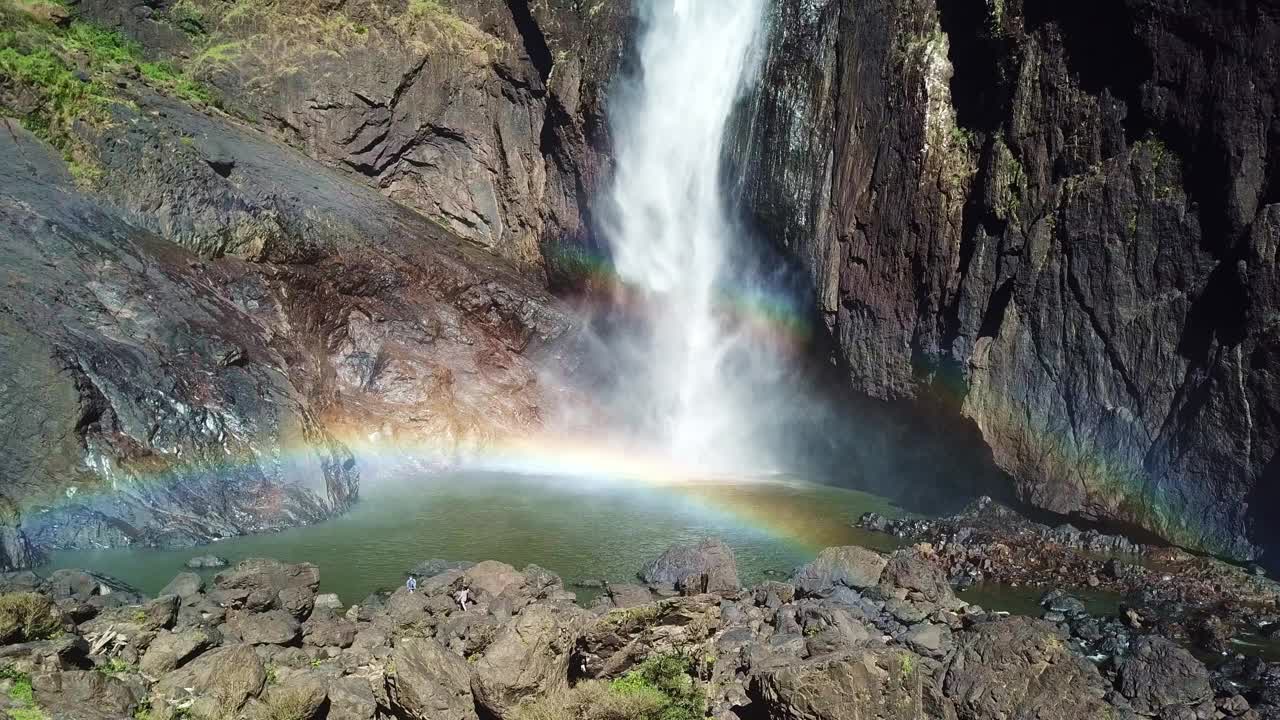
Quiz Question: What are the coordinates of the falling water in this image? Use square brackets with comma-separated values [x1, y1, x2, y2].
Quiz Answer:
[600, 0, 770, 471]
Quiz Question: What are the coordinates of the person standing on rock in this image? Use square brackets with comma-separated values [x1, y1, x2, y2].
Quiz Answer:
[454, 586, 470, 611]
[406, 575, 417, 594]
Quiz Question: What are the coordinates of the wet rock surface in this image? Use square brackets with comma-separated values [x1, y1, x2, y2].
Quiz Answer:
[861, 498, 1280, 652]
[0, 541, 1269, 719]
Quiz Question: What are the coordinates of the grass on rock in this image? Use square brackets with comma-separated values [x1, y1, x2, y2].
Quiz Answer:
[515, 654, 705, 720]
[0, 593, 61, 643]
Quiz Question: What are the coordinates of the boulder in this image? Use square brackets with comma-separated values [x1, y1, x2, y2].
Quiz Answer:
[152, 644, 266, 712]
[605, 584, 654, 609]
[639, 538, 740, 594]
[462, 561, 525, 598]
[278, 585, 317, 620]
[226, 609, 301, 645]
[471, 605, 586, 717]
[578, 596, 721, 678]
[303, 617, 358, 649]
[32, 670, 142, 720]
[139, 628, 216, 675]
[792, 546, 887, 594]
[905, 622, 953, 658]
[1116, 636, 1213, 714]
[158, 573, 203, 599]
[139, 595, 179, 631]
[213, 559, 319, 613]
[881, 548, 955, 604]
[942, 618, 1111, 720]
[797, 604, 871, 656]
[186, 555, 229, 569]
[751, 648, 952, 720]
[386, 637, 478, 720]
[260, 669, 327, 720]
[314, 593, 342, 611]
[326, 675, 379, 720]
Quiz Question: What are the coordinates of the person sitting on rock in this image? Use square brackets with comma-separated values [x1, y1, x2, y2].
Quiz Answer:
[454, 586, 470, 611]
[406, 575, 417, 594]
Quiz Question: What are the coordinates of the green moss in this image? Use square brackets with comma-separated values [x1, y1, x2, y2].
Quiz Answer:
[97, 657, 133, 677]
[2, 665, 45, 720]
[899, 652, 915, 676]
[0, 0, 217, 180]
[139, 60, 218, 105]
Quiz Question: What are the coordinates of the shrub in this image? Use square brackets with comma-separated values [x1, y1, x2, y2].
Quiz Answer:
[514, 654, 705, 720]
[0, 593, 62, 643]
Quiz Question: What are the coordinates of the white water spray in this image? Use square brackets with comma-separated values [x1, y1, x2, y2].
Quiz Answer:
[600, 0, 770, 471]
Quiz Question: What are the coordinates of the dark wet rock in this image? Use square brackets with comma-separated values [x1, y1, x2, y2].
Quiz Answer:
[751, 648, 952, 720]
[158, 573, 203, 599]
[386, 637, 477, 720]
[1116, 636, 1213, 715]
[185, 555, 228, 570]
[225, 609, 301, 646]
[792, 545, 888, 594]
[1040, 590, 1088, 619]
[639, 538, 740, 594]
[139, 628, 215, 676]
[32, 670, 143, 720]
[943, 618, 1111, 720]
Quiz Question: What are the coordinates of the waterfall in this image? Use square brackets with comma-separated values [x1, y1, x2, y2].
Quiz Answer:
[598, 0, 772, 472]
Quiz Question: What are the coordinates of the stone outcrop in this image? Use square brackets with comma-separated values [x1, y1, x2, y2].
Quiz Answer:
[738, 0, 1280, 567]
[0, 543, 1272, 719]
[0, 0, 607, 561]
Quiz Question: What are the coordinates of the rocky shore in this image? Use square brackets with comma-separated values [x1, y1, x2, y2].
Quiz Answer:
[0, 536, 1274, 720]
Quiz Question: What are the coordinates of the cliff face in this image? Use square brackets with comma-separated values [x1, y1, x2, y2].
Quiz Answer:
[739, 0, 1280, 564]
[0, 0, 620, 564]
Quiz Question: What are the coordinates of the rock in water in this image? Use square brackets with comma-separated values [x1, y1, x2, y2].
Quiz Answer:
[185, 555, 229, 569]
[792, 546, 887, 594]
[639, 538, 740, 594]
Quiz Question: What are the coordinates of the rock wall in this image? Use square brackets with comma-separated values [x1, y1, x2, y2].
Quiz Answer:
[0, 0, 615, 563]
[75, 0, 628, 277]
[738, 0, 1280, 565]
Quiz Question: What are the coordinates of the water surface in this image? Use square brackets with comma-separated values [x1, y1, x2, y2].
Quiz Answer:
[46, 472, 909, 604]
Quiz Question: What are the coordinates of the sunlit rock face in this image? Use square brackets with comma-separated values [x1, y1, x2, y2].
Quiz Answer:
[737, 0, 1280, 566]
[0, 0, 640, 565]
[74, 0, 630, 276]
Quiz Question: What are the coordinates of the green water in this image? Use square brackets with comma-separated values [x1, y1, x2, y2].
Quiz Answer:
[44, 472, 909, 605]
